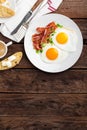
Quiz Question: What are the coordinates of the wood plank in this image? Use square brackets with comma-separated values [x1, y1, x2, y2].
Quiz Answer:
[57, 0, 87, 18]
[0, 70, 86, 93]
[0, 94, 87, 116]
[0, 116, 87, 130]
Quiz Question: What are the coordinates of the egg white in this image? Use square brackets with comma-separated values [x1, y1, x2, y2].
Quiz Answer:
[41, 44, 68, 64]
[52, 28, 78, 52]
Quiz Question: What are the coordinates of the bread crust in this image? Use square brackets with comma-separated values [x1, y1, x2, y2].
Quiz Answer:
[0, 52, 23, 70]
[0, 0, 6, 4]
[0, 5, 15, 18]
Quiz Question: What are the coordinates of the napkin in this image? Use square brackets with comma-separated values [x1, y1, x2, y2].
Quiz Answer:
[0, 0, 63, 42]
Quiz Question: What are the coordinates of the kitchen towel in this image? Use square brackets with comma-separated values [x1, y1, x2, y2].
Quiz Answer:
[0, 0, 63, 42]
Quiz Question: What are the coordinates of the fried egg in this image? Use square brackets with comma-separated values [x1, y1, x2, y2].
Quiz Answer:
[52, 27, 78, 52]
[41, 44, 68, 63]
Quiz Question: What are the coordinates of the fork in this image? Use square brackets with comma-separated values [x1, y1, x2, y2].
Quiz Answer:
[12, 0, 53, 42]
[12, 0, 47, 42]
[13, 21, 30, 42]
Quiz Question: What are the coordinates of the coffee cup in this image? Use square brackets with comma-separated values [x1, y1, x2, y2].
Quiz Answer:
[0, 40, 13, 59]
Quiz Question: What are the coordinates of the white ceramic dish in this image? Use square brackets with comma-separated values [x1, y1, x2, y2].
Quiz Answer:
[24, 14, 83, 73]
[0, 0, 16, 23]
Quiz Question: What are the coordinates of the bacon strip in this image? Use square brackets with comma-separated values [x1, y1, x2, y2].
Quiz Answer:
[32, 22, 57, 50]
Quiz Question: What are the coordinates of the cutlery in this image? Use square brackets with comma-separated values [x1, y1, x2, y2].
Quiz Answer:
[12, 0, 54, 42]
[11, 0, 46, 42]
[11, 0, 43, 35]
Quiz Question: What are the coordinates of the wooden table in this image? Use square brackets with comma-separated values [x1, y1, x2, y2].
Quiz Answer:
[0, 0, 87, 129]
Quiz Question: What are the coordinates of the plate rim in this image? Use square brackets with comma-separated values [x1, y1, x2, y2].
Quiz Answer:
[24, 13, 83, 73]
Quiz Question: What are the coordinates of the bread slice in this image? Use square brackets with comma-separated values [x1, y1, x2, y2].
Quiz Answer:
[0, 5, 15, 18]
[0, 0, 6, 4]
[0, 52, 23, 70]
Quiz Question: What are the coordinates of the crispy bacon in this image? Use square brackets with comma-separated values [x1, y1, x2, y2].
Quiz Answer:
[32, 33, 43, 50]
[36, 27, 45, 33]
[32, 22, 57, 51]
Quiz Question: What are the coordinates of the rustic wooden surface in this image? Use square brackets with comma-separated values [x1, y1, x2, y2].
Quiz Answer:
[0, 0, 87, 129]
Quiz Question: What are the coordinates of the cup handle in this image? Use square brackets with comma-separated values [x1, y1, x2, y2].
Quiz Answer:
[6, 41, 13, 47]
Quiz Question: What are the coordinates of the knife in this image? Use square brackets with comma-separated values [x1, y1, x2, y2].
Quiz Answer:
[11, 0, 43, 35]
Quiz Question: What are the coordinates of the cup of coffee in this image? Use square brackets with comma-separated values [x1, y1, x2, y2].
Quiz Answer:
[0, 40, 13, 59]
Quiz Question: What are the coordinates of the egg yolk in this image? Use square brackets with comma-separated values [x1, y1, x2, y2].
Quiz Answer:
[56, 32, 68, 44]
[46, 48, 58, 60]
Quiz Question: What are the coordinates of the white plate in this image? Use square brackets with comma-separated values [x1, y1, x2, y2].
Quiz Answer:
[0, 0, 16, 23]
[24, 14, 83, 73]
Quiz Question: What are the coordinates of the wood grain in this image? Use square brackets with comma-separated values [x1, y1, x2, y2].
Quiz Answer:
[0, 94, 87, 116]
[0, 70, 86, 93]
[57, 0, 87, 18]
[0, 116, 87, 130]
